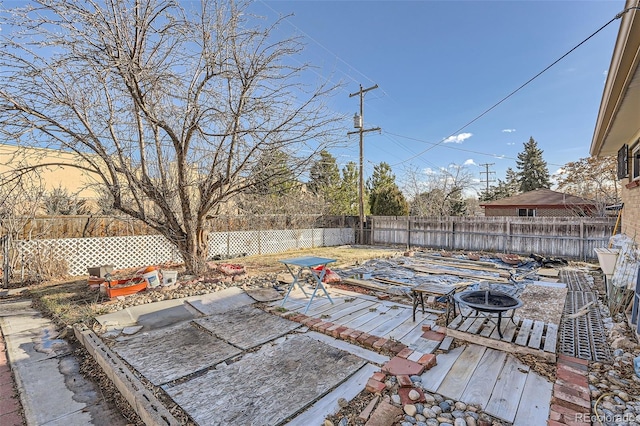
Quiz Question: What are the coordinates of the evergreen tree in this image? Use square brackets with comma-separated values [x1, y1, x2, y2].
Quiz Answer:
[367, 162, 408, 215]
[516, 137, 551, 192]
[308, 150, 340, 195]
[329, 162, 360, 215]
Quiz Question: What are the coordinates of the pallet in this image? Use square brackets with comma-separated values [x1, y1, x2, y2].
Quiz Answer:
[445, 312, 557, 362]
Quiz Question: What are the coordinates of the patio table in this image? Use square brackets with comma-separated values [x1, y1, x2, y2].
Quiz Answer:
[279, 256, 336, 314]
[411, 282, 456, 324]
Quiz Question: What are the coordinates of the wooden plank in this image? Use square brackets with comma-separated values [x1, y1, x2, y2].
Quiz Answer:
[527, 321, 545, 349]
[512, 370, 553, 426]
[457, 315, 479, 333]
[445, 327, 556, 363]
[514, 318, 533, 346]
[485, 356, 530, 423]
[543, 323, 558, 354]
[409, 337, 441, 354]
[287, 363, 380, 426]
[399, 321, 431, 346]
[368, 309, 413, 337]
[299, 296, 338, 317]
[417, 255, 499, 268]
[410, 266, 509, 283]
[305, 331, 389, 365]
[479, 319, 497, 338]
[490, 316, 520, 342]
[310, 298, 373, 321]
[342, 278, 391, 292]
[358, 306, 405, 334]
[436, 344, 487, 400]
[460, 348, 507, 408]
[420, 345, 465, 392]
[415, 258, 510, 276]
[439, 336, 454, 352]
[466, 316, 487, 335]
[537, 268, 560, 277]
[389, 314, 437, 342]
[328, 304, 379, 329]
[341, 304, 390, 330]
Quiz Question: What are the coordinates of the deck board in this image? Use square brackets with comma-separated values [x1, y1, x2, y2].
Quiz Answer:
[420, 345, 465, 392]
[459, 348, 507, 407]
[512, 370, 553, 426]
[528, 320, 545, 349]
[436, 344, 487, 400]
[485, 356, 530, 423]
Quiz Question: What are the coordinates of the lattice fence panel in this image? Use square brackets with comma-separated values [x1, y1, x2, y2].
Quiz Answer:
[11, 228, 354, 277]
[324, 228, 354, 246]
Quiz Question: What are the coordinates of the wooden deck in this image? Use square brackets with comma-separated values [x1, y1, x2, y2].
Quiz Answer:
[445, 307, 558, 362]
[275, 287, 554, 425]
[272, 287, 439, 347]
[421, 344, 553, 424]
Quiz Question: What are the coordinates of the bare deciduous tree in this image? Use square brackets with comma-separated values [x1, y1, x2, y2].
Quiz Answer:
[0, 0, 343, 273]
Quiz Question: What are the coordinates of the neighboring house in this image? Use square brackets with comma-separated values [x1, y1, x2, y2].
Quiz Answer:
[0, 143, 101, 200]
[480, 189, 597, 217]
[590, 0, 640, 337]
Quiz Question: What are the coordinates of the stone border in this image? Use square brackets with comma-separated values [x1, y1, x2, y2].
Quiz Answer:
[73, 325, 180, 426]
[548, 354, 590, 426]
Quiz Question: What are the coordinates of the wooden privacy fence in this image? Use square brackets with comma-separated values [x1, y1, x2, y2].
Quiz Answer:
[371, 216, 617, 261]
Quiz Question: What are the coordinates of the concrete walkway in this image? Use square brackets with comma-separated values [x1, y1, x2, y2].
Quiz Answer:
[0, 297, 126, 426]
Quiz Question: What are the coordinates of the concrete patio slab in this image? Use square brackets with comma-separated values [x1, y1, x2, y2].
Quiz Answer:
[111, 321, 242, 386]
[163, 334, 367, 426]
[185, 286, 254, 315]
[194, 305, 300, 350]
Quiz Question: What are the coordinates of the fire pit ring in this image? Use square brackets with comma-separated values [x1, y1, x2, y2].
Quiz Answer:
[453, 290, 523, 338]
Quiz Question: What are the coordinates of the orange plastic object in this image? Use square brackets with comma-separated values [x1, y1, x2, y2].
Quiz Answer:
[105, 279, 147, 298]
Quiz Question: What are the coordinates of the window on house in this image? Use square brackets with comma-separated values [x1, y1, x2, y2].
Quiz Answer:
[633, 143, 640, 180]
[518, 208, 535, 217]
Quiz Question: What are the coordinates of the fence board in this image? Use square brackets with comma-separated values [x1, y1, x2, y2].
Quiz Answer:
[372, 216, 614, 260]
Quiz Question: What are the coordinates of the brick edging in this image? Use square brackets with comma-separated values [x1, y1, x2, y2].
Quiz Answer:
[549, 354, 590, 426]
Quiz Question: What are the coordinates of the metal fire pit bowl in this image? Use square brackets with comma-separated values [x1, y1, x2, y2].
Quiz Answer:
[454, 290, 523, 338]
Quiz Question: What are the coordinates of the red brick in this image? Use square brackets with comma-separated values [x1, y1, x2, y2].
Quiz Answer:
[372, 338, 388, 350]
[547, 421, 565, 426]
[388, 342, 407, 356]
[0, 397, 20, 415]
[339, 327, 355, 339]
[317, 321, 334, 332]
[0, 370, 13, 386]
[552, 392, 590, 412]
[357, 333, 372, 344]
[358, 395, 379, 422]
[553, 383, 590, 401]
[557, 363, 588, 378]
[396, 374, 413, 387]
[310, 320, 326, 331]
[417, 353, 437, 369]
[365, 378, 386, 394]
[348, 330, 363, 343]
[381, 339, 397, 353]
[382, 356, 425, 376]
[364, 335, 380, 348]
[396, 347, 414, 359]
[397, 387, 426, 405]
[421, 324, 432, 332]
[556, 367, 588, 387]
[0, 411, 24, 426]
[558, 354, 588, 366]
[303, 318, 322, 327]
[376, 293, 390, 300]
[332, 326, 348, 338]
[371, 372, 386, 382]
[365, 400, 402, 426]
[421, 330, 445, 341]
[289, 314, 305, 323]
[326, 323, 342, 334]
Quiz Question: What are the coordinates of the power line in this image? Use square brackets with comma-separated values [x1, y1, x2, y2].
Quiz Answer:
[389, 6, 637, 168]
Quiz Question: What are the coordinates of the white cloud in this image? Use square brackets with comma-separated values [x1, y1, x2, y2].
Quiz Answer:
[422, 167, 436, 175]
[463, 159, 476, 166]
[443, 132, 472, 144]
[506, 142, 515, 146]
[502, 129, 516, 133]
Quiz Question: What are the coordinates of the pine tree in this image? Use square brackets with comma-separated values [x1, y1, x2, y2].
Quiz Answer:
[329, 162, 360, 215]
[516, 137, 551, 192]
[308, 150, 340, 195]
[367, 162, 408, 216]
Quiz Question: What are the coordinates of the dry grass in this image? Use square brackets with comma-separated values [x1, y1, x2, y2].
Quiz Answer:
[23, 245, 404, 329]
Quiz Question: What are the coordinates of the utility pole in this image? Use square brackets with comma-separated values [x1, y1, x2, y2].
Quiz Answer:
[348, 84, 380, 245]
[479, 163, 496, 194]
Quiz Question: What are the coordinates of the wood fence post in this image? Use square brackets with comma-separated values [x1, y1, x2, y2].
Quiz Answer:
[580, 220, 585, 261]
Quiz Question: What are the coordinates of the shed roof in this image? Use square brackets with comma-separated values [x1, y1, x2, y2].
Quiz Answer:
[480, 189, 596, 208]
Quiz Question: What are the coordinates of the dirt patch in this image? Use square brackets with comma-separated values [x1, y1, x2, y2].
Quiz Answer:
[516, 283, 567, 325]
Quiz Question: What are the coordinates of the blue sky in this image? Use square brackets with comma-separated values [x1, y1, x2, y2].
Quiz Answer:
[251, 0, 623, 194]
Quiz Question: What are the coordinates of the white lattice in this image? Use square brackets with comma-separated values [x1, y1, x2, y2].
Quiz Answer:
[12, 228, 353, 277]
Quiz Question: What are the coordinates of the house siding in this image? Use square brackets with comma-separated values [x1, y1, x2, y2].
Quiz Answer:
[484, 207, 585, 217]
[621, 182, 640, 237]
